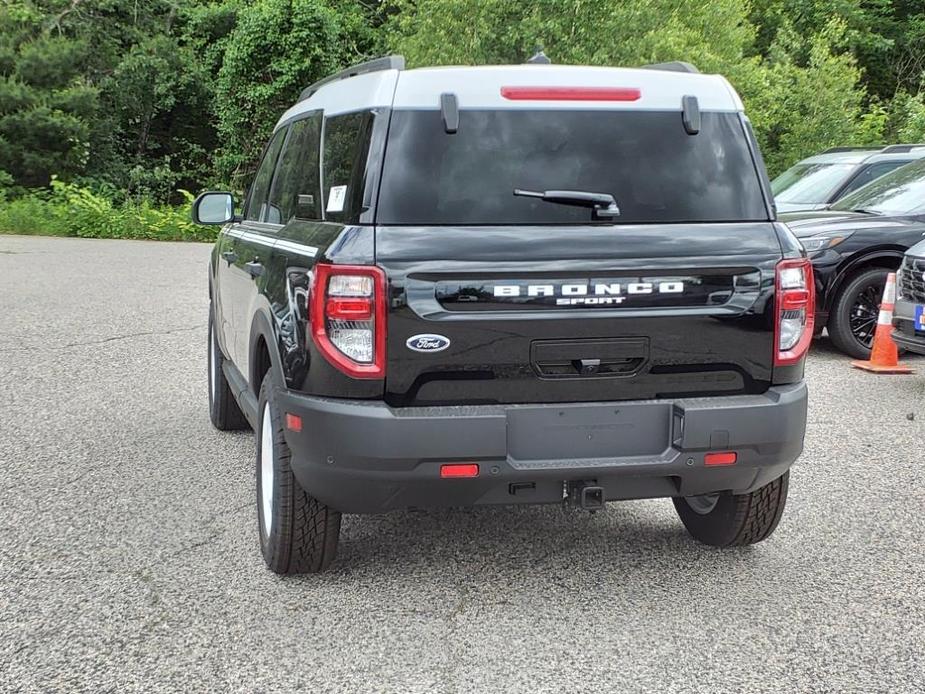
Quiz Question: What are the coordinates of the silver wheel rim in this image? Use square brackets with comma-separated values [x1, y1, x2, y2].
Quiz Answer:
[260, 402, 274, 537]
[686, 493, 720, 515]
[209, 323, 218, 405]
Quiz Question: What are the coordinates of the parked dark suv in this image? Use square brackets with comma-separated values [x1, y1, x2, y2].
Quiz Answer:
[894, 239, 925, 355]
[193, 56, 811, 573]
[782, 158, 925, 358]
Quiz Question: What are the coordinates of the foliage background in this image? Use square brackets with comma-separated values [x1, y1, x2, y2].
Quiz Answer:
[1, 0, 924, 238]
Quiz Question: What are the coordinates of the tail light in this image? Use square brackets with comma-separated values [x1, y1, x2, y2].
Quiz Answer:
[774, 258, 815, 366]
[500, 86, 641, 101]
[309, 263, 387, 378]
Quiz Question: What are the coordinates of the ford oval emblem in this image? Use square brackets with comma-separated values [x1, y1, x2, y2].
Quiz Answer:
[406, 334, 451, 353]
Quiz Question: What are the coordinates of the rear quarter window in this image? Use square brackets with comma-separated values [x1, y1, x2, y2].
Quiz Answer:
[376, 109, 768, 225]
[322, 111, 375, 224]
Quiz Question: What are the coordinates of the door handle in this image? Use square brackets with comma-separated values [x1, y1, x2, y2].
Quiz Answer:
[245, 260, 264, 278]
[221, 250, 237, 264]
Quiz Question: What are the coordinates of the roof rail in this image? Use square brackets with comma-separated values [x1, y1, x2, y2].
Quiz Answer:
[298, 55, 405, 102]
[640, 61, 700, 74]
[821, 146, 881, 154]
[880, 144, 925, 154]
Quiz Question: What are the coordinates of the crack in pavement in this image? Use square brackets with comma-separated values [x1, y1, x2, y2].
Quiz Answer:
[164, 502, 250, 560]
[0, 324, 205, 353]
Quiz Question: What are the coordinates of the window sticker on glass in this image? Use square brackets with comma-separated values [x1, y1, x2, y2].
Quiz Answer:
[326, 185, 347, 213]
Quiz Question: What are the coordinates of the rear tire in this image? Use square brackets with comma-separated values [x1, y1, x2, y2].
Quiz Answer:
[208, 308, 248, 431]
[828, 267, 890, 359]
[256, 375, 341, 574]
[673, 471, 789, 547]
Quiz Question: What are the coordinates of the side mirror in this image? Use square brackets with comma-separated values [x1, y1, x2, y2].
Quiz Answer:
[192, 192, 235, 225]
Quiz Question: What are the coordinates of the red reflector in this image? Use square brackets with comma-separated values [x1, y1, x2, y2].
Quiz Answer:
[704, 452, 737, 466]
[500, 86, 641, 101]
[440, 463, 480, 479]
[326, 297, 372, 320]
[285, 413, 302, 433]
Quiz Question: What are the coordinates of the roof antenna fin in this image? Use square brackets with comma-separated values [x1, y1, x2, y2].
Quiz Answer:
[526, 46, 551, 64]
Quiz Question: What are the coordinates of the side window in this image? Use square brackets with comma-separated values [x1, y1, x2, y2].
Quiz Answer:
[322, 111, 375, 223]
[244, 126, 288, 222]
[266, 113, 322, 224]
[838, 161, 907, 199]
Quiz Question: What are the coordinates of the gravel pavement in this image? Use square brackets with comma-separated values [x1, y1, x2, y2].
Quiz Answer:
[2, 235, 924, 693]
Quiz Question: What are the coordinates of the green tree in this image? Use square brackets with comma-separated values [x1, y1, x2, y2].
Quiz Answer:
[214, 0, 378, 186]
[383, 0, 880, 175]
[95, 34, 216, 202]
[384, 0, 754, 70]
[740, 19, 882, 174]
[0, 7, 97, 187]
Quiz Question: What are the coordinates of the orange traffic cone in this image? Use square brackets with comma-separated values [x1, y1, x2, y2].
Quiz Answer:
[850, 272, 914, 374]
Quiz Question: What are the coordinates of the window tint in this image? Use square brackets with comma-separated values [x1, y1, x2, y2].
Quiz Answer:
[836, 161, 908, 199]
[322, 111, 375, 223]
[770, 163, 854, 203]
[244, 126, 288, 222]
[266, 113, 322, 224]
[376, 110, 767, 225]
[831, 158, 925, 216]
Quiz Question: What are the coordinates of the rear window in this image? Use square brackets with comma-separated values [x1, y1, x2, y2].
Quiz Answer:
[376, 109, 767, 225]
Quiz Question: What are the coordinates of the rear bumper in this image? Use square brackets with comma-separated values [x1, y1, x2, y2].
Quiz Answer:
[279, 383, 808, 514]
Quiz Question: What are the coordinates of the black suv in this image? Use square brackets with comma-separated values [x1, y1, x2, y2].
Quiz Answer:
[193, 57, 810, 574]
[782, 158, 925, 358]
[894, 239, 925, 355]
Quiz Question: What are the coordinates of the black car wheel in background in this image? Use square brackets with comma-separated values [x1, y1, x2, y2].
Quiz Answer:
[828, 267, 890, 358]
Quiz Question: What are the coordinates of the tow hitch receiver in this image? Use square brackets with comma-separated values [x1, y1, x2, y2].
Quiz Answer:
[566, 480, 605, 512]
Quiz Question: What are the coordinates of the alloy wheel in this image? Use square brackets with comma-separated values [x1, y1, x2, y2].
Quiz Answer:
[849, 281, 883, 350]
[685, 492, 720, 515]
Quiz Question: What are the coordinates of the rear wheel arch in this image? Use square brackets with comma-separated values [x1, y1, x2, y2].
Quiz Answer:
[826, 250, 903, 314]
[248, 310, 286, 397]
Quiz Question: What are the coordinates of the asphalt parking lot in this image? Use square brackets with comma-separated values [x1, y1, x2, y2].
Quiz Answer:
[2, 234, 925, 693]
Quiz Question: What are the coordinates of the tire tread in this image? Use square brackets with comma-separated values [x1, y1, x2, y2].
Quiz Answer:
[209, 310, 249, 431]
[258, 377, 341, 574]
[673, 471, 789, 547]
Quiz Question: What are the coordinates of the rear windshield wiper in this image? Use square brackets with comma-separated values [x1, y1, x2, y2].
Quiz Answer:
[513, 188, 621, 219]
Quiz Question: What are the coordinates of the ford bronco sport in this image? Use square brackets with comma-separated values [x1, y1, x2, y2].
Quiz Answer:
[193, 56, 811, 574]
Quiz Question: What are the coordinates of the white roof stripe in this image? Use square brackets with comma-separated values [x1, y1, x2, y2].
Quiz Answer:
[276, 69, 399, 128]
[278, 64, 744, 128]
[394, 66, 742, 112]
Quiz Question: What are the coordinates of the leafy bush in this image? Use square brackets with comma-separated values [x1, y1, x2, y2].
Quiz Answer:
[0, 180, 214, 242]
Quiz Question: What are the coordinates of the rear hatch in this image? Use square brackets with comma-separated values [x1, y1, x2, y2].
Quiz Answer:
[374, 75, 781, 406]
